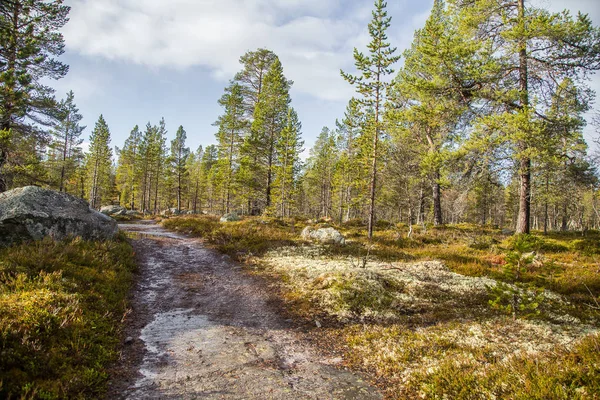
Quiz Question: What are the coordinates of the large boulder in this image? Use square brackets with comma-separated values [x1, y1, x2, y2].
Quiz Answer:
[100, 204, 127, 216]
[0, 186, 118, 247]
[301, 226, 346, 245]
[220, 212, 241, 223]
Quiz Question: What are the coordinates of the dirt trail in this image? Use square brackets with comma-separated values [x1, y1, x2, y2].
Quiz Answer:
[109, 221, 381, 399]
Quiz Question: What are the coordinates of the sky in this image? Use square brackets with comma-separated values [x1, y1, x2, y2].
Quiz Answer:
[54, 0, 600, 156]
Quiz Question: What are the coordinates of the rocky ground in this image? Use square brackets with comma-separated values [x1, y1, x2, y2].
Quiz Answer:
[108, 221, 381, 399]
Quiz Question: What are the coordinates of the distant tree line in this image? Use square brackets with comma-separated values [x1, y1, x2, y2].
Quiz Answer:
[1, 0, 600, 234]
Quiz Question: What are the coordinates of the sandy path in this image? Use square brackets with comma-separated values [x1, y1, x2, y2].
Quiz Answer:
[108, 221, 381, 400]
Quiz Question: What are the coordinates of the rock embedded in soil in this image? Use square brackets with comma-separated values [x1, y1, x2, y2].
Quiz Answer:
[220, 212, 241, 222]
[100, 204, 127, 216]
[301, 226, 346, 245]
[0, 186, 118, 247]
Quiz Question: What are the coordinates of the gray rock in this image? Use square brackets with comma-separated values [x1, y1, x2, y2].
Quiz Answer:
[126, 210, 142, 217]
[220, 212, 241, 223]
[0, 186, 118, 247]
[301, 226, 346, 245]
[124, 336, 134, 345]
[100, 204, 127, 216]
[501, 228, 514, 235]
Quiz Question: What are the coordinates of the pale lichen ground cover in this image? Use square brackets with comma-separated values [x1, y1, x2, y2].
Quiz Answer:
[260, 245, 599, 397]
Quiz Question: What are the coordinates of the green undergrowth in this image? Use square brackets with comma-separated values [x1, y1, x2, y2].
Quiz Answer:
[164, 216, 600, 310]
[162, 215, 301, 259]
[345, 324, 600, 399]
[0, 234, 136, 399]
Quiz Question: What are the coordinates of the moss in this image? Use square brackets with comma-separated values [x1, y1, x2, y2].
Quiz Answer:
[416, 333, 600, 399]
[0, 235, 136, 399]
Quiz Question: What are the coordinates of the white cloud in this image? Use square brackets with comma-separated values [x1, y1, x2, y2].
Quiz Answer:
[51, 71, 107, 102]
[62, 0, 424, 102]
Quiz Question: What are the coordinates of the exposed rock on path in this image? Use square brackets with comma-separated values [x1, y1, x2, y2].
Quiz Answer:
[109, 221, 380, 399]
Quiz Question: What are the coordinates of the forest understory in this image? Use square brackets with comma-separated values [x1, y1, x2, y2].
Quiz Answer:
[164, 215, 600, 399]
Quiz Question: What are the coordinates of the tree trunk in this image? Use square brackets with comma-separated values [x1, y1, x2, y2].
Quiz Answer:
[431, 165, 443, 226]
[543, 175, 549, 235]
[266, 125, 275, 209]
[368, 96, 380, 239]
[417, 186, 425, 225]
[561, 202, 568, 232]
[177, 169, 182, 212]
[0, 147, 7, 193]
[432, 174, 443, 226]
[515, 0, 531, 234]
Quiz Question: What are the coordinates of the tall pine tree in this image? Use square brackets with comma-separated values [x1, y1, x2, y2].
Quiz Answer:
[0, 0, 70, 191]
[341, 0, 400, 238]
[85, 115, 113, 209]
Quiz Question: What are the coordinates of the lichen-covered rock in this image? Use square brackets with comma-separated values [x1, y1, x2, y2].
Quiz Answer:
[301, 226, 346, 245]
[220, 212, 241, 223]
[100, 205, 127, 216]
[0, 186, 118, 247]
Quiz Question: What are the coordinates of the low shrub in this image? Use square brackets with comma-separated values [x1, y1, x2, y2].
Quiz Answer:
[0, 235, 136, 399]
[163, 216, 299, 259]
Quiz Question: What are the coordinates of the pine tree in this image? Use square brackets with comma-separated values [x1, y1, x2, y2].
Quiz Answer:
[170, 126, 190, 211]
[214, 83, 247, 213]
[273, 107, 304, 217]
[85, 115, 113, 209]
[247, 58, 291, 211]
[333, 98, 368, 223]
[138, 123, 155, 212]
[153, 118, 168, 213]
[304, 127, 337, 219]
[391, 0, 475, 225]
[234, 49, 279, 117]
[455, 0, 600, 233]
[49, 91, 85, 193]
[116, 125, 141, 209]
[0, 0, 70, 191]
[341, 0, 400, 238]
[199, 145, 218, 213]
[188, 146, 204, 213]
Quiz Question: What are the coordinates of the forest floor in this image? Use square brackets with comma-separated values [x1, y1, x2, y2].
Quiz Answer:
[108, 221, 381, 399]
[161, 216, 600, 399]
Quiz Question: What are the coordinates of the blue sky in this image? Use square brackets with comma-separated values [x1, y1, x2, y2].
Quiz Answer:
[54, 0, 600, 156]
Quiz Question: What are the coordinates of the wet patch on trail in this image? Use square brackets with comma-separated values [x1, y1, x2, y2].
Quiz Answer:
[108, 221, 381, 399]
